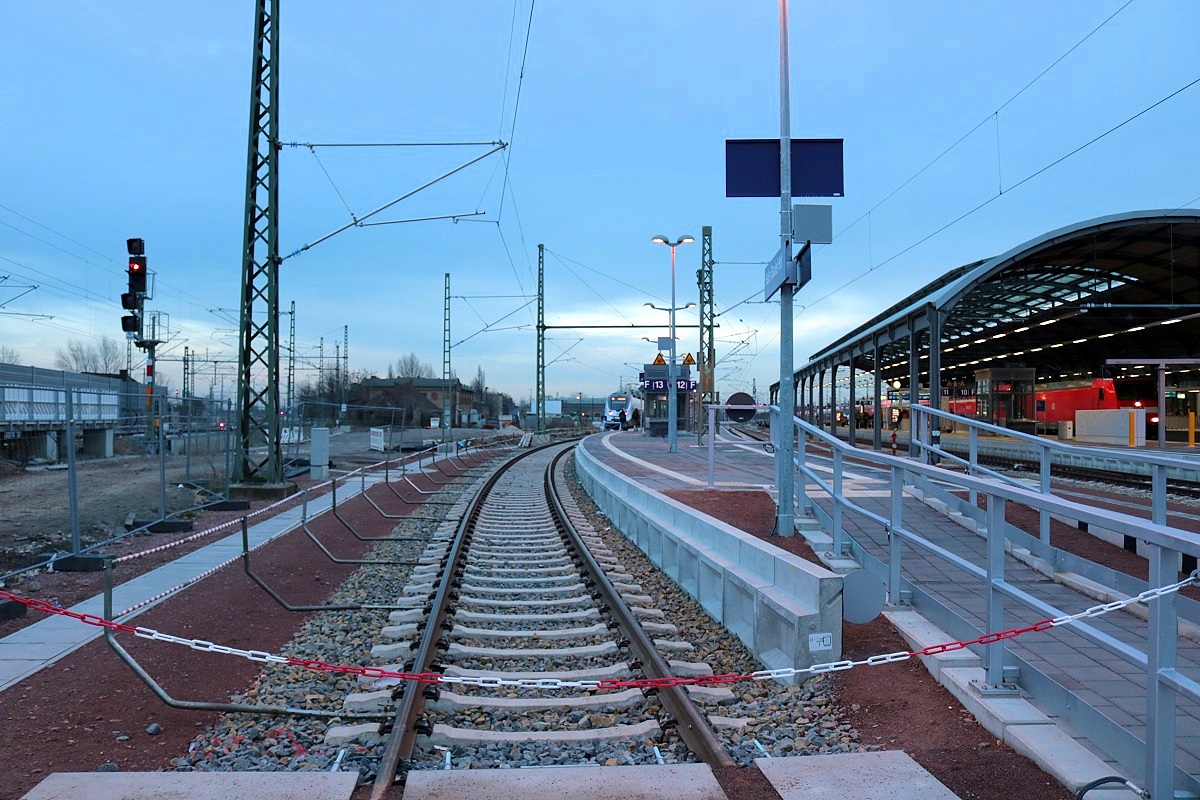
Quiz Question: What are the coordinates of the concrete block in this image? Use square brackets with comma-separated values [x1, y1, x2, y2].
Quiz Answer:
[723, 568, 768, 648]
[575, 444, 845, 672]
[343, 690, 394, 712]
[20, 772, 358, 800]
[428, 719, 660, 747]
[370, 642, 412, 660]
[324, 722, 382, 746]
[1005, 724, 1139, 798]
[756, 750, 959, 799]
[402, 763, 725, 800]
[883, 609, 981, 678]
[940, 667, 1053, 741]
[697, 558, 724, 620]
[676, 541, 700, 596]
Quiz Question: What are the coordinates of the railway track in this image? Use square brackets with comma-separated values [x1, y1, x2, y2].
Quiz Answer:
[369, 441, 732, 793]
[154, 437, 856, 792]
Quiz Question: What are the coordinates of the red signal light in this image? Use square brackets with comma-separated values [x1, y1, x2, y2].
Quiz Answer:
[128, 255, 148, 294]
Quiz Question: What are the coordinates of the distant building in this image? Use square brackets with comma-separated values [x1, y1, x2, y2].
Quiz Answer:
[349, 377, 474, 428]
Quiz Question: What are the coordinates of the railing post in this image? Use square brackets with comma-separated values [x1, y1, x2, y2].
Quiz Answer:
[1152, 463, 1167, 527]
[797, 417, 811, 516]
[968, 426, 979, 510]
[706, 405, 716, 489]
[1039, 445, 1051, 545]
[984, 494, 1007, 690]
[1145, 543, 1179, 800]
[832, 448, 845, 555]
[913, 407, 925, 461]
[888, 464, 903, 603]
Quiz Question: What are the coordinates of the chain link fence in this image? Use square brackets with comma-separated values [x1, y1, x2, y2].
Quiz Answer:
[0, 385, 235, 575]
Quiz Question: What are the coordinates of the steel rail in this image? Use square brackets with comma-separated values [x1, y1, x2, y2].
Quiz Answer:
[544, 447, 735, 769]
[369, 442, 553, 798]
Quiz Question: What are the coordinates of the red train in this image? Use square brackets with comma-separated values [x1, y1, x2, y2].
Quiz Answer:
[945, 378, 1120, 424]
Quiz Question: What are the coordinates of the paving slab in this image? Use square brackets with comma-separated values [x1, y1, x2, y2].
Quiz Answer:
[755, 751, 960, 799]
[20, 771, 358, 800]
[403, 763, 726, 800]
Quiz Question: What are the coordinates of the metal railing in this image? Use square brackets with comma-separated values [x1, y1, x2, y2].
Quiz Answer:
[777, 405, 1200, 799]
[907, 404, 1200, 545]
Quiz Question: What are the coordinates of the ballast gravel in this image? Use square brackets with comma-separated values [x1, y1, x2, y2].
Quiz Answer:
[165, 454, 861, 784]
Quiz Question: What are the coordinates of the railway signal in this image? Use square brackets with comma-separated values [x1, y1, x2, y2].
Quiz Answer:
[121, 238, 147, 339]
[128, 255, 148, 295]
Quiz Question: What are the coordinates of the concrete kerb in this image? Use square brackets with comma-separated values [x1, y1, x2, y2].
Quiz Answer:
[884, 610, 1139, 798]
[575, 443, 842, 672]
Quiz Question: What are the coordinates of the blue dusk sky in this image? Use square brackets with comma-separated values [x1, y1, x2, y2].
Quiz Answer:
[1, 1, 1196, 404]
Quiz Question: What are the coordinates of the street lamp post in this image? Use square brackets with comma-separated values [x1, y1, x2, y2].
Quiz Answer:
[649, 234, 695, 453]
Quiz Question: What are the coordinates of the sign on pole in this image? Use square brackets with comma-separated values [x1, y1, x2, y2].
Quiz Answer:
[764, 242, 812, 300]
[725, 139, 844, 198]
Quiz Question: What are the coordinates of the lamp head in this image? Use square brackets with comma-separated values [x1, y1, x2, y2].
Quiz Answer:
[679, 235, 695, 245]
[651, 235, 669, 245]
[684, 302, 697, 309]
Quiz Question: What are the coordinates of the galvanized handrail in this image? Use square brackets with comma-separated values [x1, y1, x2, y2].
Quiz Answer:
[777, 404, 1200, 800]
[909, 403, 1200, 543]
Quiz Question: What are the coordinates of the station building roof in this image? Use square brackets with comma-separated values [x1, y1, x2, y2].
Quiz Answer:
[784, 209, 1200, 400]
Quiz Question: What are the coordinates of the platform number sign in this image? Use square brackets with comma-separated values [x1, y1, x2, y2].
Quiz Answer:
[642, 378, 696, 392]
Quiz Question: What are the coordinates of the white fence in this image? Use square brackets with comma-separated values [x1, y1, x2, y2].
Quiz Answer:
[0, 385, 120, 424]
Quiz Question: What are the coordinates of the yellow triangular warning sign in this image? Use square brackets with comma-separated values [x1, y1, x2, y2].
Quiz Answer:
[652, 353, 666, 366]
[682, 352, 696, 366]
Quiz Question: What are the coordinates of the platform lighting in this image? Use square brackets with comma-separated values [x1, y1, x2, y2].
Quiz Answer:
[648, 235, 694, 453]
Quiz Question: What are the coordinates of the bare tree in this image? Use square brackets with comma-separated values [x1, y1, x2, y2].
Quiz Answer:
[0, 344, 20, 364]
[95, 336, 124, 372]
[471, 365, 486, 395]
[395, 352, 435, 379]
[55, 339, 97, 372]
[54, 336, 125, 374]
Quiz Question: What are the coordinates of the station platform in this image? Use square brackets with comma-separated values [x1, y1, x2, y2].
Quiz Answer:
[578, 429, 1200, 799]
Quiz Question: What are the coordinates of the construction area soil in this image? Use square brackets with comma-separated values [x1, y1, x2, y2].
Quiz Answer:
[0, 454, 206, 573]
[0, 438, 1183, 799]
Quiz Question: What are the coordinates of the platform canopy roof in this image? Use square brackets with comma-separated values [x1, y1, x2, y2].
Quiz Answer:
[787, 210, 1200, 400]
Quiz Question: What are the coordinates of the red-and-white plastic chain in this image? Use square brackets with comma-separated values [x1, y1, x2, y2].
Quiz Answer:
[3, 571, 1194, 691]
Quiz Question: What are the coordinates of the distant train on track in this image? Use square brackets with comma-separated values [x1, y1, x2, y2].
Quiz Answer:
[945, 378, 1116, 422]
[602, 391, 643, 430]
[944, 378, 1159, 425]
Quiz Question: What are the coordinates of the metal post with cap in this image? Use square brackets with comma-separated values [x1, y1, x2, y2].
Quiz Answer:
[648, 235, 695, 453]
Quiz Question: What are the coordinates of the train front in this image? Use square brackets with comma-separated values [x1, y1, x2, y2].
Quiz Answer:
[602, 393, 627, 430]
